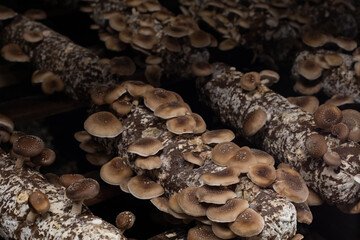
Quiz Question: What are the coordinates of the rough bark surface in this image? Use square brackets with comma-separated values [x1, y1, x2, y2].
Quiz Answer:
[199, 63, 360, 206]
[0, 155, 126, 240]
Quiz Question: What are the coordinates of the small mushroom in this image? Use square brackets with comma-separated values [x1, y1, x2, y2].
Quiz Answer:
[31, 148, 56, 170]
[322, 151, 341, 167]
[177, 186, 207, 217]
[0, 113, 14, 132]
[191, 62, 213, 77]
[143, 88, 178, 111]
[134, 155, 162, 170]
[190, 113, 207, 134]
[324, 53, 343, 67]
[41, 74, 64, 94]
[341, 109, 360, 142]
[305, 133, 327, 158]
[331, 123, 349, 141]
[229, 208, 265, 237]
[109, 13, 127, 31]
[293, 78, 323, 95]
[163, 25, 188, 38]
[259, 69, 280, 86]
[23, 30, 44, 43]
[187, 224, 221, 240]
[206, 198, 249, 223]
[240, 72, 261, 91]
[162, 36, 181, 52]
[89, 85, 108, 105]
[0, 5, 17, 20]
[287, 96, 319, 114]
[86, 152, 112, 166]
[110, 56, 136, 76]
[314, 104, 342, 130]
[84, 111, 123, 138]
[66, 178, 100, 215]
[200, 167, 240, 186]
[195, 185, 236, 204]
[154, 101, 190, 119]
[59, 174, 84, 188]
[166, 115, 196, 135]
[105, 36, 126, 52]
[201, 129, 235, 144]
[1, 43, 30, 62]
[298, 59, 323, 80]
[26, 191, 50, 224]
[100, 157, 133, 185]
[247, 163, 276, 187]
[127, 175, 164, 199]
[301, 30, 329, 47]
[218, 38, 237, 51]
[211, 142, 241, 166]
[211, 222, 237, 239]
[74, 130, 92, 143]
[293, 202, 313, 224]
[242, 109, 267, 137]
[123, 81, 154, 98]
[325, 95, 354, 107]
[127, 137, 163, 157]
[12, 135, 45, 168]
[251, 148, 275, 165]
[183, 152, 205, 166]
[103, 84, 127, 104]
[115, 211, 136, 233]
[227, 146, 257, 173]
[189, 30, 211, 48]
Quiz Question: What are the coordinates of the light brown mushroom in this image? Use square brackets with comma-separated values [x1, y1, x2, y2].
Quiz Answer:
[247, 163, 276, 187]
[132, 31, 157, 50]
[293, 202, 313, 225]
[86, 152, 111, 166]
[154, 101, 190, 119]
[190, 113, 207, 134]
[206, 198, 249, 223]
[127, 175, 164, 199]
[115, 211, 136, 233]
[211, 222, 237, 239]
[201, 129, 235, 144]
[341, 109, 360, 142]
[111, 99, 133, 116]
[211, 142, 241, 166]
[110, 56, 136, 76]
[332, 37, 357, 51]
[227, 146, 258, 173]
[229, 208, 265, 237]
[306, 189, 323, 206]
[323, 151, 341, 167]
[191, 62, 213, 77]
[251, 148, 275, 165]
[109, 13, 127, 31]
[26, 191, 50, 224]
[189, 30, 211, 48]
[195, 185, 236, 204]
[0, 5, 17, 20]
[23, 30, 44, 43]
[134, 155, 162, 170]
[123, 81, 154, 98]
[305, 133, 327, 158]
[163, 25, 189, 38]
[314, 104, 342, 130]
[0, 113, 14, 132]
[1, 43, 30, 62]
[166, 115, 196, 135]
[143, 88, 178, 111]
[183, 152, 205, 166]
[12, 135, 45, 168]
[294, 78, 323, 95]
[41, 74, 64, 94]
[298, 59, 323, 80]
[150, 197, 169, 213]
[84, 111, 123, 138]
[187, 224, 222, 240]
[325, 95, 354, 107]
[259, 69, 280, 86]
[127, 137, 163, 157]
[59, 174, 84, 188]
[301, 30, 329, 47]
[324, 53, 343, 66]
[177, 186, 207, 217]
[105, 36, 126, 52]
[240, 72, 261, 91]
[103, 84, 127, 104]
[100, 157, 133, 185]
[218, 38, 237, 51]
[242, 109, 267, 137]
[200, 167, 240, 186]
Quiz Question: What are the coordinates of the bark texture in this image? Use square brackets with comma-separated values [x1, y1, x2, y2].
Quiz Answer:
[199, 63, 360, 206]
[0, 155, 126, 240]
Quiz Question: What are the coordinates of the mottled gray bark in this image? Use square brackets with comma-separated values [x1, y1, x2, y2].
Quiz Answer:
[199, 63, 360, 206]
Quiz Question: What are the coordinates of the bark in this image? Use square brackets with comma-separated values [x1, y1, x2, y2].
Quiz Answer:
[198, 63, 360, 206]
[0, 155, 126, 240]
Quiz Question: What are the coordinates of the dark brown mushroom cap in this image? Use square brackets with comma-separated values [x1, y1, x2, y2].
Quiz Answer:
[24, 8, 47, 20]
[84, 111, 123, 138]
[331, 123, 349, 141]
[298, 58, 323, 80]
[59, 174, 85, 188]
[116, 211, 136, 230]
[212, 222, 237, 239]
[100, 157, 133, 185]
[110, 56, 136, 76]
[242, 109, 267, 137]
[211, 142, 241, 166]
[227, 146, 257, 173]
[66, 178, 100, 201]
[322, 151, 341, 167]
[105, 36, 126, 52]
[23, 30, 43, 43]
[314, 104, 342, 130]
[305, 133, 327, 158]
[166, 115, 196, 135]
[132, 31, 157, 50]
[229, 208, 265, 237]
[201, 129, 235, 144]
[200, 167, 240, 186]
[177, 186, 207, 217]
[191, 62, 214, 77]
[1, 43, 30, 62]
[0, 113, 14, 132]
[154, 101, 190, 119]
[74, 130, 92, 143]
[195, 185, 236, 204]
[0, 130, 10, 143]
[86, 152, 111, 166]
[273, 167, 309, 203]
[187, 224, 222, 240]
[13, 135, 45, 157]
[218, 38, 237, 51]
[301, 30, 329, 47]
[143, 88, 178, 111]
[28, 191, 50, 215]
[247, 163, 276, 187]
[163, 25, 189, 38]
[259, 69, 280, 86]
[341, 109, 360, 142]
[127, 137, 163, 157]
[287, 96, 319, 114]
[31, 148, 56, 167]
[206, 198, 249, 223]
[240, 72, 261, 91]
[127, 175, 164, 199]
[0, 5, 17, 20]
[189, 30, 211, 48]
[41, 74, 64, 94]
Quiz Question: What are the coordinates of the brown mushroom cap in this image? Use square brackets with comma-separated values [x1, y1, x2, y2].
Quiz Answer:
[0, 113, 14, 132]
[100, 157, 133, 185]
[23, 30, 43, 43]
[24, 8, 47, 20]
[145, 55, 162, 65]
[127, 137, 163, 157]
[86, 152, 112, 166]
[84, 111, 123, 138]
[189, 30, 211, 48]
[206, 198, 249, 223]
[341, 109, 360, 142]
[28, 191, 50, 214]
[301, 30, 329, 47]
[305, 133, 327, 158]
[31, 148, 56, 167]
[273, 167, 309, 203]
[163, 25, 189, 38]
[306, 189, 323, 206]
[166, 115, 196, 135]
[240, 72, 261, 91]
[161, 36, 181, 52]
[200, 167, 240, 186]
[31, 70, 53, 84]
[104, 84, 127, 104]
[127, 175, 164, 199]
[66, 178, 100, 201]
[150, 197, 169, 213]
[211, 222, 236, 239]
[331, 122, 349, 141]
[183, 152, 205, 166]
[132, 31, 157, 50]
[111, 99, 133, 116]
[190, 113, 207, 134]
[124, 81, 154, 98]
[229, 208, 265, 237]
[191, 62, 214, 77]
[134, 155, 162, 170]
[322, 151, 341, 167]
[259, 69, 280, 86]
[0, 5, 17, 20]
[1, 43, 30, 62]
[143, 88, 178, 111]
[294, 78, 323, 95]
[201, 129, 235, 144]
[324, 53, 343, 67]
[105, 36, 126, 52]
[154, 101, 190, 119]
[195, 185, 236, 204]
[219, 38, 237, 51]
[13, 135, 45, 157]
[177, 186, 207, 217]
[211, 142, 241, 166]
[287, 96, 319, 114]
[314, 104, 342, 130]
[247, 163, 276, 187]
[59, 174, 85, 188]
[333, 37, 357, 51]
[251, 148, 275, 165]
[298, 59, 323, 80]
[89, 85, 108, 105]
[74, 131, 92, 143]
[187, 224, 222, 240]
[293, 202, 313, 225]
[109, 13, 127, 31]
[168, 193, 185, 214]
[116, 211, 136, 231]
[242, 109, 267, 137]
[41, 74, 64, 94]
[325, 95, 354, 107]
[110, 56, 136, 76]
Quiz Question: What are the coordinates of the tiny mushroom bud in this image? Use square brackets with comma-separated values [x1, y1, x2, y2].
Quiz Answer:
[1, 43, 30, 62]
[201, 129, 235, 144]
[229, 208, 265, 237]
[127, 137, 164, 157]
[314, 104, 342, 130]
[206, 198, 249, 223]
[100, 156, 133, 185]
[305, 133, 327, 158]
[26, 191, 50, 224]
[127, 175, 164, 199]
[242, 109, 267, 137]
[84, 111, 123, 138]
[66, 178, 100, 215]
[13, 135, 45, 168]
[59, 174, 84, 188]
[116, 211, 136, 233]
[240, 72, 261, 91]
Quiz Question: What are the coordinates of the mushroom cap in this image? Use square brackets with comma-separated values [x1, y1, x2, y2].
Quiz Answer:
[161, 36, 181, 52]
[132, 31, 157, 50]
[242, 109, 267, 137]
[250, 148, 275, 165]
[183, 151, 205, 166]
[331, 122, 349, 141]
[314, 104, 342, 130]
[145, 55, 162, 65]
[150, 197, 169, 213]
[84, 111, 123, 138]
[134, 156, 162, 170]
[86, 152, 112, 166]
[168, 193, 184, 214]
[127, 137, 163, 157]
[166, 115, 196, 135]
[79, 140, 105, 153]
[127, 175, 164, 199]
[229, 208, 265, 237]
[154, 101, 190, 119]
[201, 129, 235, 144]
[298, 59, 323, 80]
[302, 30, 329, 47]
[190, 113, 207, 134]
[212, 223, 237, 239]
[325, 95, 354, 107]
[13, 135, 45, 157]
[211, 142, 241, 166]
[145, 64, 163, 86]
[111, 99, 133, 116]
[66, 178, 100, 201]
[74, 131, 92, 143]
[200, 167, 240, 186]
[227, 146, 257, 173]
[28, 191, 50, 214]
[177, 186, 207, 217]
[119, 29, 133, 43]
[109, 13, 127, 31]
[273, 167, 309, 203]
[294, 78, 323, 95]
[191, 62, 213, 77]
[240, 72, 261, 91]
[206, 198, 249, 223]
[105, 36, 126, 52]
[31, 148, 56, 167]
[324, 53, 343, 66]
[31, 70, 55, 84]
[124, 81, 154, 98]
[163, 25, 189, 38]
[306, 189, 323, 206]
[322, 151, 341, 167]
[195, 185, 236, 204]
[219, 38, 237, 51]
[104, 84, 127, 104]
[143, 88, 178, 111]
[287, 96, 319, 114]
[0, 5, 17, 20]
[247, 163, 276, 187]
[1, 43, 30, 62]
[293, 202, 313, 224]
[333, 37, 357, 51]
[0, 113, 14, 132]
[341, 109, 360, 142]
[305, 133, 327, 158]
[100, 157, 133, 185]
[189, 30, 211, 48]
[23, 30, 44, 43]
[187, 224, 222, 240]
[115, 211, 136, 230]
[89, 85, 108, 105]
[59, 174, 85, 188]
[110, 56, 136, 76]
[24, 8, 47, 20]
[259, 69, 280, 86]
[41, 74, 64, 94]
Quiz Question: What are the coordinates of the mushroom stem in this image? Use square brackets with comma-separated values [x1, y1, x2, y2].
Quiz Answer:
[71, 200, 84, 215]
[25, 210, 38, 225]
[14, 157, 25, 169]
